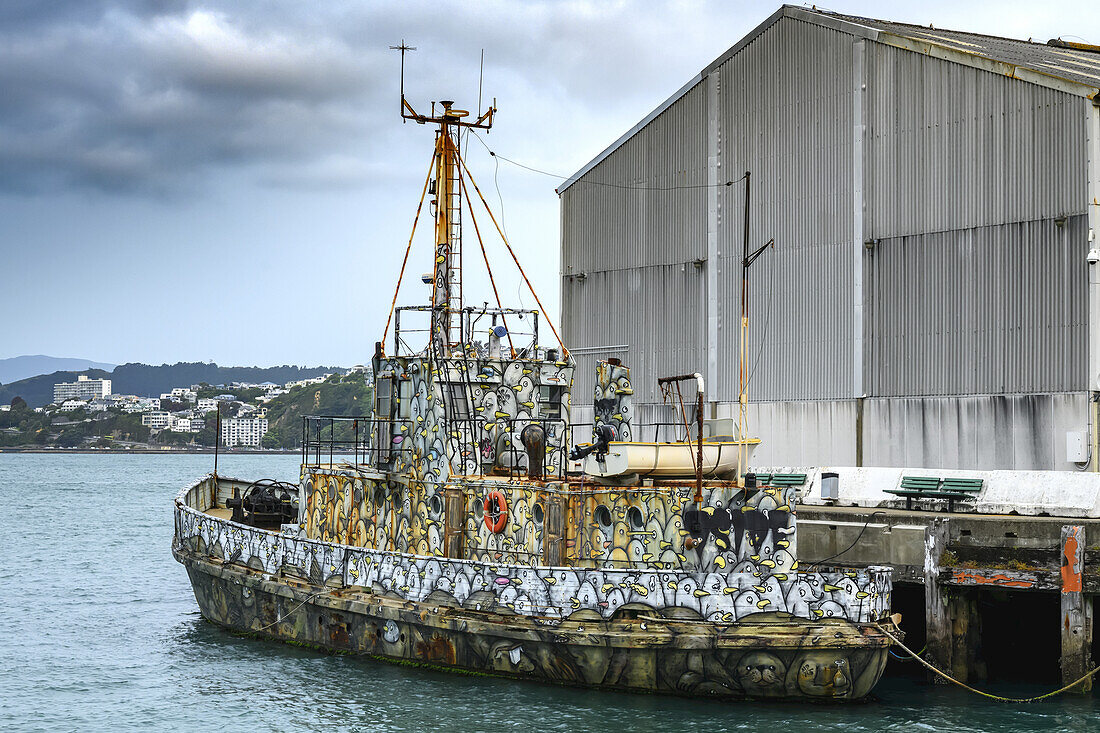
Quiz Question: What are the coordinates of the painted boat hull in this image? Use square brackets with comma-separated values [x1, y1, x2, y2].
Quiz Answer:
[175, 546, 893, 701]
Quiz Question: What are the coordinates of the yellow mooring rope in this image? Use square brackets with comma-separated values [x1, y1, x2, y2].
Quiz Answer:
[876, 623, 1100, 702]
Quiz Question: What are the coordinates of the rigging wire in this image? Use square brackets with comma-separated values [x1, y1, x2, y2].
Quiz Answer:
[454, 145, 569, 357]
[468, 131, 746, 191]
[745, 276, 775, 391]
[252, 588, 326, 632]
[458, 170, 516, 358]
[381, 153, 437, 355]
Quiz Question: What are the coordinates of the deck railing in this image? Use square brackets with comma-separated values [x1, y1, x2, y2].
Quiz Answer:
[300, 416, 414, 469]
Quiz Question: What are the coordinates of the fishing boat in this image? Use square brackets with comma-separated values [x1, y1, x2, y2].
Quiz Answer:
[172, 57, 898, 701]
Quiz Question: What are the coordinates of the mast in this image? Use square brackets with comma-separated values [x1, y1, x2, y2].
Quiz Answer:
[738, 171, 773, 487]
[432, 105, 464, 350]
[390, 42, 495, 354]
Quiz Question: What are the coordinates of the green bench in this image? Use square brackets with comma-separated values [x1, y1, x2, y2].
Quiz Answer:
[884, 476, 983, 512]
[752, 473, 808, 488]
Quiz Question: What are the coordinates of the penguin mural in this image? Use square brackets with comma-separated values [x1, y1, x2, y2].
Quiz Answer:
[176, 333, 899, 702]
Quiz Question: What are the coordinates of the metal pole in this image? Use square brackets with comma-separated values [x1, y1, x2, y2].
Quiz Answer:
[214, 403, 220, 478]
[695, 388, 704, 505]
[738, 171, 751, 487]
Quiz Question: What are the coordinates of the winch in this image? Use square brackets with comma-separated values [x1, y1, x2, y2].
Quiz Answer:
[225, 479, 298, 528]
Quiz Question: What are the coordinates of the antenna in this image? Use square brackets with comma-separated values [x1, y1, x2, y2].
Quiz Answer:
[391, 44, 496, 130]
[477, 49, 485, 119]
[389, 40, 417, 122]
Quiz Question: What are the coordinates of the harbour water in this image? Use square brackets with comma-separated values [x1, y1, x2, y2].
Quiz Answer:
[1, 453, 1097, 732]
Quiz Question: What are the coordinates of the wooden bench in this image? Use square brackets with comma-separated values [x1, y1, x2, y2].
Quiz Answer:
[752, 472, 808, 488]
[884, 476, 984, 512]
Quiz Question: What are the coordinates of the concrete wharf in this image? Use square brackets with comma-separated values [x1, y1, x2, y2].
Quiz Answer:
[798, 503, 1096, 692]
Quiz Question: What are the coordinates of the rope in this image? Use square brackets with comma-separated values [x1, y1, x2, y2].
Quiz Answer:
[889, 642, 926, 660]
[455, 143, 572, 356]
[457, 170, 515, 358]
[875, 623, 1100, 702]
[805, 510, 887, 570]
[253, 588, 327, 632]
[381, 154, 436, 355]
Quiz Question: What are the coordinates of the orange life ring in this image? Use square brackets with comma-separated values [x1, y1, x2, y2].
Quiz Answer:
[483, 491, 509, 534]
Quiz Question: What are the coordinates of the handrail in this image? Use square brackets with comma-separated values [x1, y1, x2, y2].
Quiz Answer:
[301, 416, 413, 469]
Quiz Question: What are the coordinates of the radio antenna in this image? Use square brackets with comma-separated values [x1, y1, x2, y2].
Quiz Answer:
[477, 49, 485, 119]
[389, 40, 417, 122]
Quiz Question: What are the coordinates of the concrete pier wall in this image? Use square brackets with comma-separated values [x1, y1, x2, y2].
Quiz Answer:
[571, 392, 1091, 472]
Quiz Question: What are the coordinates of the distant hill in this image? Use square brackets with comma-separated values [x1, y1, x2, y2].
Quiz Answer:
[260, 371, 373, 449]
[0, 362, 345, 408]
[0, 355, 115, 385]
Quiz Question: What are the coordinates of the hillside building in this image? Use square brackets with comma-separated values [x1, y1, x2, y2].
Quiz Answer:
[141, 411, 171, 430]
[53, 375, 111, 404]
[559, 6, 1100, 471]
[220, 417, 269, 448]
[171, 416, 203, 433]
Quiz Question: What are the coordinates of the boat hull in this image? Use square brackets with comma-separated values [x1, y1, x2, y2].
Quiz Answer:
[176, 547, 892, 702]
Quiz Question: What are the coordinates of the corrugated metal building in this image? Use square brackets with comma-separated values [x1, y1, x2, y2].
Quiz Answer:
[559, 6, 1100, 471]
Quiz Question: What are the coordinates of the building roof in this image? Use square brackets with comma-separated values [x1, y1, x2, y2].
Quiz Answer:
[559, 4, 1100, 194]
[818, 9, 1100, 90]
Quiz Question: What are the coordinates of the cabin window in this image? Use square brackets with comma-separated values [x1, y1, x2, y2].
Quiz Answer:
[396, 379, 413, 419]
[628, 507, 644, 530]
[538, 385, 564, 419]
[533, 502, 544, 524]
[374, 378, 394, 465]
[594, 505, 612, 528]
[446, 384, 472, 421]
[375, 377, 393, 420]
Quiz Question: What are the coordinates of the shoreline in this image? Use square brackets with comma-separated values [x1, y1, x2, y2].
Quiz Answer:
[0, 447, 304, 455]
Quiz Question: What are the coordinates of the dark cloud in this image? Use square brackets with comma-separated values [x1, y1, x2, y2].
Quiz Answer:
[0, 1, 727, 197]
[0, 4, 385, 195]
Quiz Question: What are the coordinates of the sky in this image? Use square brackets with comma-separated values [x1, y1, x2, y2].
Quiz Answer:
[2, 0, 1098, 368]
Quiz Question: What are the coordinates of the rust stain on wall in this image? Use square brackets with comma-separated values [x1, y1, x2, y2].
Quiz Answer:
[951, 570, 1035, 589]
[1061, 528, 1082, 594]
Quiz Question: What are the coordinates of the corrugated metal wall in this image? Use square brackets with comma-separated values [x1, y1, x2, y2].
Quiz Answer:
[715, 19, 856, 403]
[561, 81, 708, 402]
[865, 43, 1088, 238]
[864, 42, 1089, 395]
[869, 216, 1088, 396]
[563, 264, 706, 405]
[563, 18, 859, 404]
[561, 15, 1090, 423]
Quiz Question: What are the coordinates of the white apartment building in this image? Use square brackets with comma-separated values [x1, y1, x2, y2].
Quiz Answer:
[58, 399, 88, 412]
[171, 416, 204, 433]
[141, 411, 171, 430]
[220, 417, 268, 447]
[53, 375, 112, 403]
[195, 398, 219, 413]
[160, 388, 197, 402]
[285, 374, 332, 389]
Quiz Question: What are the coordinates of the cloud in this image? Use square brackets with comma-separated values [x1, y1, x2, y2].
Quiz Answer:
[0, 4, 379, 195]
[0, 0, 737, 197]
